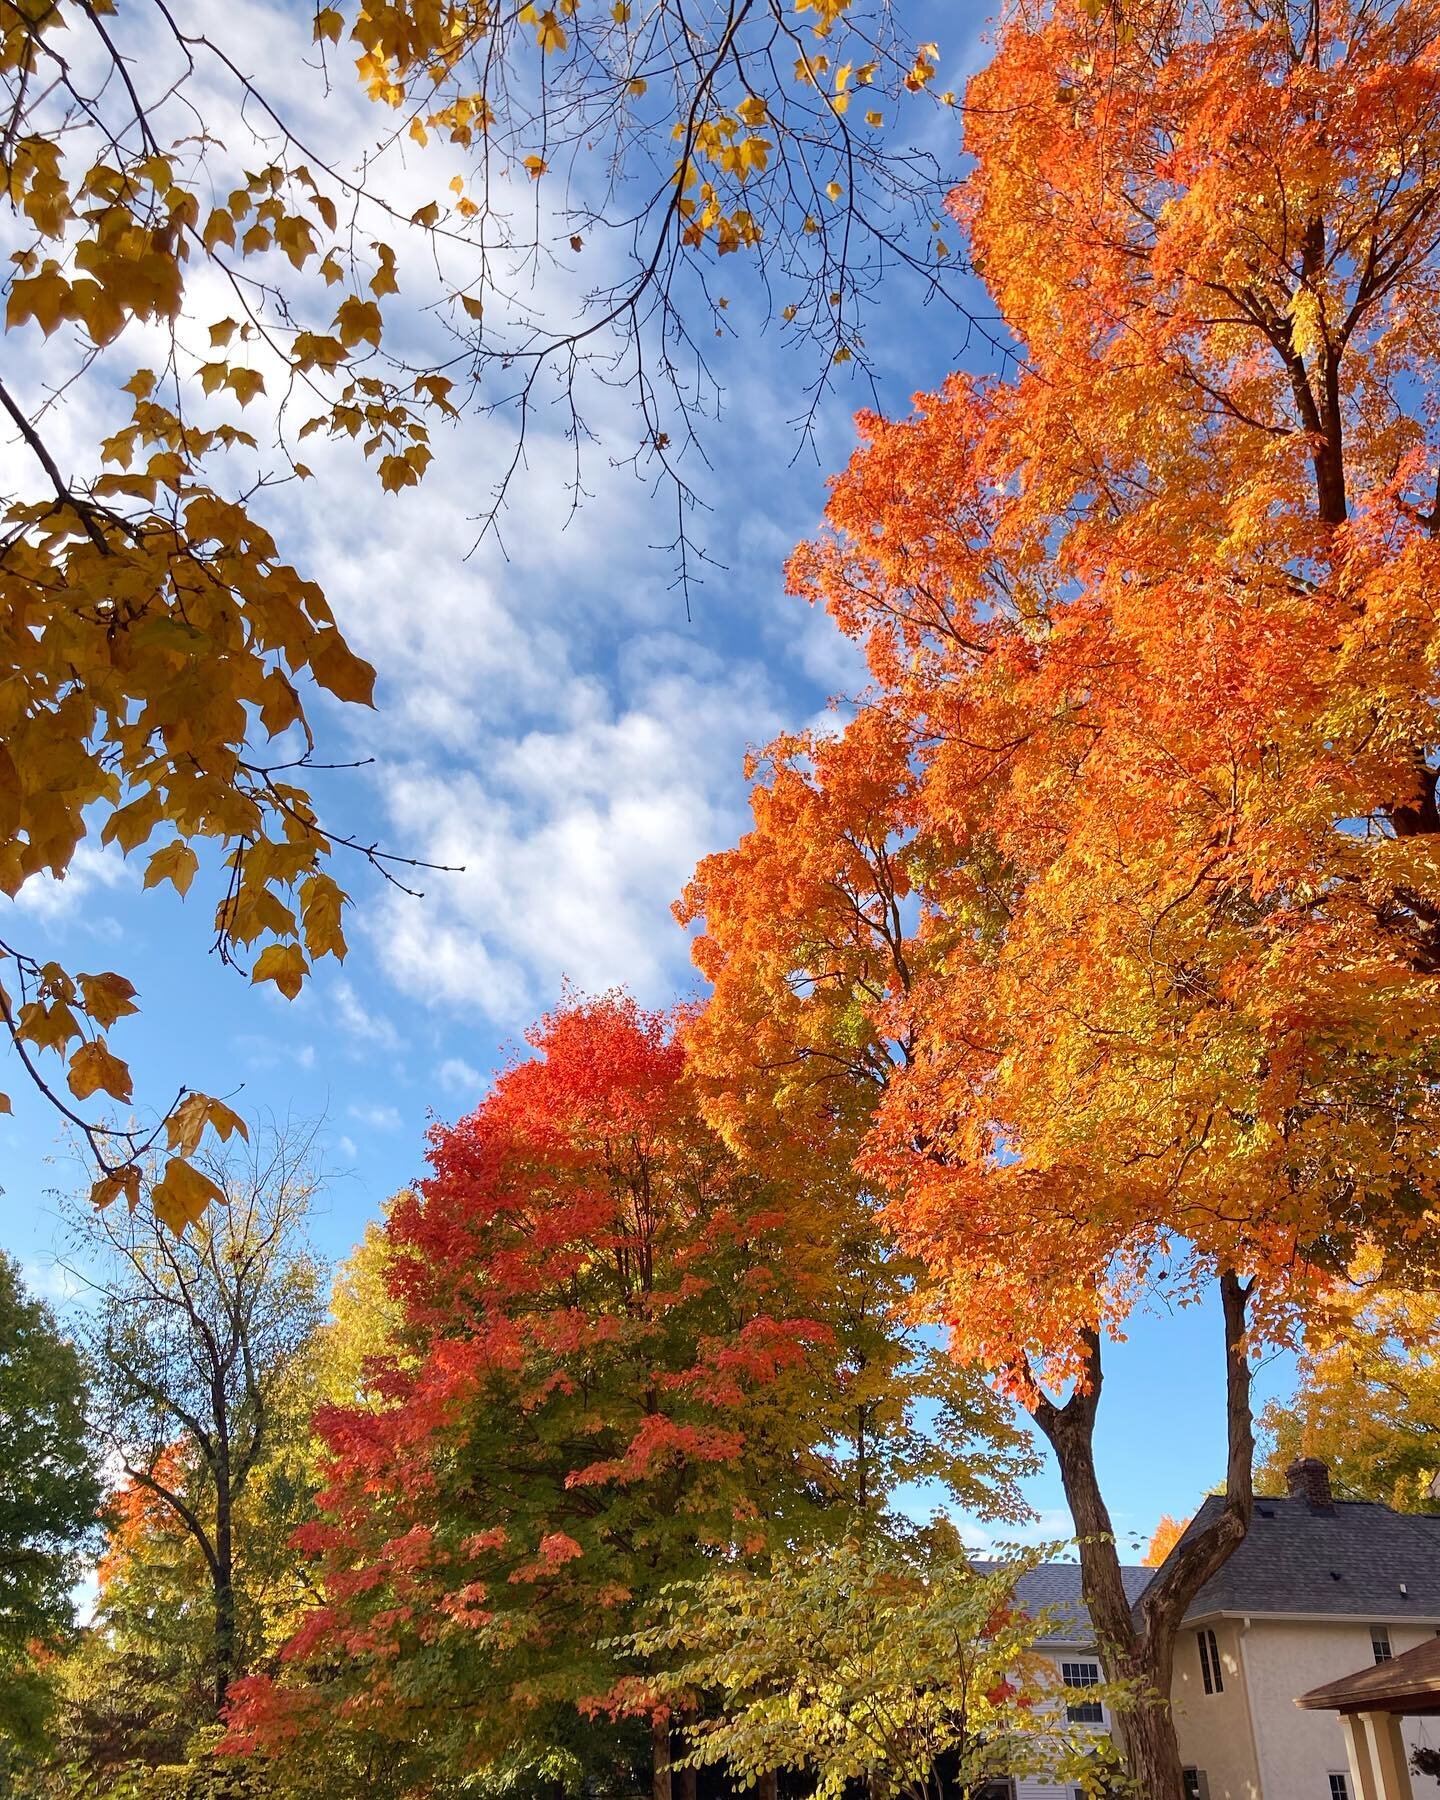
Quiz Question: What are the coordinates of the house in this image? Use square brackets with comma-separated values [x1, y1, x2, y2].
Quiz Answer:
[995, 1460, 1440, 1800]
[985, 1562, 1154, 1800]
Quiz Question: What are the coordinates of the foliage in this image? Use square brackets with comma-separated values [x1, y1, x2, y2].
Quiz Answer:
[633, 1531, 1119, 1800]
[676, 0, 1440, 1788]
[224, 993, 1032, 1790]
[681, 0, 1440, 1374]
[73, 1125, 325, 1717]
[1261, 1253, 1440, 1511]
[0, 1253, 102, 1756]
[0, 0, 969, 1222]
[1141, 1518, 1189, 1569]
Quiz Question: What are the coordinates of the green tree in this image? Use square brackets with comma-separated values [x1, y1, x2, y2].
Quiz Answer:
[0, 1253, 101, 1757]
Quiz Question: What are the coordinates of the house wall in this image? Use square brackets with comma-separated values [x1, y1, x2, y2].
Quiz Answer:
[1008, 1620, 1440, 1800]
[1238, 1620, 1436, 1800]
[1010, 1646, 1114, 1800]
[1172, 1617, 1263, 1800]
[1170, 1619, 1440, 1800]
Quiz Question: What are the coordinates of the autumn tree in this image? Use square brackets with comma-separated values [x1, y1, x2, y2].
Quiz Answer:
[677, 0, 1440, 1792]
[72, 1123, 325, 1716]
[225, 993, 1032, 1798]
[634, 1532, 1116, 1800]
[0, 1255, 101, 1760]
[1142, 1518, 1190, 1570]
[0, 0, 972, 1222]
[33, 1393, 328, 1795]
[1260, 1252, 1440, 1511]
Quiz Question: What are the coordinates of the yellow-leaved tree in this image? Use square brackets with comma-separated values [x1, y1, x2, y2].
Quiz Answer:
[1, 0, 964, 1226]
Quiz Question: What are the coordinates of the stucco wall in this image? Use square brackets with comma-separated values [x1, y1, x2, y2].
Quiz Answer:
[1172, 1617, 1263, 1800]
[1006, 1619, 1440, 1799]
[1238, 1620, 1438, 1800]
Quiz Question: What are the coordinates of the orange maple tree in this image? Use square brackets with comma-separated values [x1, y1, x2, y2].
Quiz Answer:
[679, 0, 1440, 1790]
[96, 1444, 191, 1594]
[1142, 1516, 1190, 1570]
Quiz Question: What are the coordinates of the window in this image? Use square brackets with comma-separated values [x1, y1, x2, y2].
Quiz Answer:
[1062, 1659, 1104, 1724]
[1198, 1627, 1224, 1695]
[1371, 1626, 1393, 1664]
[1329, 1774, 1351, 1800]
[1184, 1772, 1210, 1800]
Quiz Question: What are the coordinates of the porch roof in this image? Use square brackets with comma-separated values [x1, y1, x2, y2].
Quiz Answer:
[1297, 1636, 1440, 1717]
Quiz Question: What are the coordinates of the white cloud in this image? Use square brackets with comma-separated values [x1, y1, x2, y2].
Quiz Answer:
[367, 650, 781, 1021]
[6, 843, 131, 926]
[236, 1035, 317, 1072]
[951, 1508, 1078, 1555]
[328, 977, 403, 1054]
[348, 1100, 402, 1130]
[438, 1057, 483, 1096]
[20, 1259, 82, 1305]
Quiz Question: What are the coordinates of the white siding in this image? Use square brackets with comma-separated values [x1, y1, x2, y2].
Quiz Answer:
[1016, 1776, 1073, 1800]
[1004, 1647, 1115, 1799]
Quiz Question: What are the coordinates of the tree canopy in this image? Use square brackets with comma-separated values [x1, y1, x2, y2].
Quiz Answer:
[0, 1254, 101, 1754]
[0, 0, 968, 1227]
[676, 0, 1440, 1789]
[224, 992, 1034, 1793]
[633, 1533, 1120, 1800]
[75, 1125, 325, 1713]
[1261, 1252, 1440, 1511]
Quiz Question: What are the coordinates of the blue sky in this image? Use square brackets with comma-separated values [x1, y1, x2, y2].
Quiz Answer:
[0, 0, 1293, 1557]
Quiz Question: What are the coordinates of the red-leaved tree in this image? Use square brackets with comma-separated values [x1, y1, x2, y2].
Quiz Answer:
[227, 993, 1031, 1798]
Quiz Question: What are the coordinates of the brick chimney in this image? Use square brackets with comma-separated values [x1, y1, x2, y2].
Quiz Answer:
[1286, 1457, 1335, 1512]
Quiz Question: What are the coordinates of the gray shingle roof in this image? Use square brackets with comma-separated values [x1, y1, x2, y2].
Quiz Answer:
[1166, 1493, 1440, 1621]
[992, 1494, 1440, 1643]
[1004, 1562, 1154, 1645]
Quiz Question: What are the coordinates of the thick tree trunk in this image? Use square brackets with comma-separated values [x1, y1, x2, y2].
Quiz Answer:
[757, 1773, 778, 1800]
[652, 1713, 672, 1800]
[1027, 1274, 1255, 1800]
[674, 1707, 697, 1800]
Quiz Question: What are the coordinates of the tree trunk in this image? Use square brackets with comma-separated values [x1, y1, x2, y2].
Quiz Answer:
[213, 1469, 236, 1713]
[674, 1706, 697, 1800]
[652, 1712, 672, 1800]
[757, 1773, 778, 1800]
[1027, 1275, 1256, 1800]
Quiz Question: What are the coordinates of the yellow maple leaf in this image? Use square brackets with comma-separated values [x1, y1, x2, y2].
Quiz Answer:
[309, 628, 378, 705]
[151, 1157, 224, 1233]
[143, 841, 200, 896]
[77, 972, 140, 1029]
[250, 942, 310, 1001]
[67, 1039, 133, 1103]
